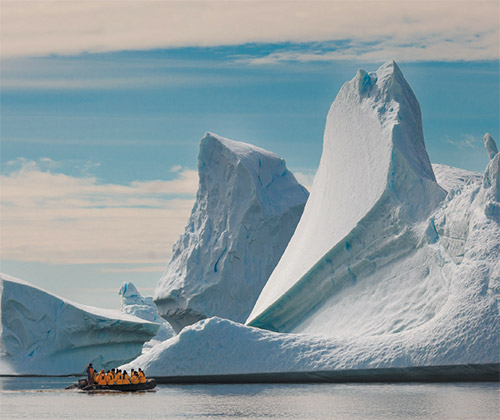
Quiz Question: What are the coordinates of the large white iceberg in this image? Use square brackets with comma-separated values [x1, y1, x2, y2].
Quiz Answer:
[245, 61, 499, 362]
[0, 274, 159, 375]
[127, 62, 499, 378]
[119, 282, 174, 352]
[154, 133, 308, 332]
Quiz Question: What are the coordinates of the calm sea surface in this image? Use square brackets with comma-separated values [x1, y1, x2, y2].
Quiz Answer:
[0, 377, 498, 420]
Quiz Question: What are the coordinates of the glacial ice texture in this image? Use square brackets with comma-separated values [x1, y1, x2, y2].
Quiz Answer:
[129, 159, 499, 376]
[248, 61, 447, 331]
[0, 274, 159, 375]
[119, 282, 174, 352]
[244, 62, 498, 367]
[154, 133, 308, 332]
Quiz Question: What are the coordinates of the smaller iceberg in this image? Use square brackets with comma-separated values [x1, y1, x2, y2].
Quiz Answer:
[119, 282, 174, 352]
[0, 274, 160, 375]
[154, 133, 308, 332]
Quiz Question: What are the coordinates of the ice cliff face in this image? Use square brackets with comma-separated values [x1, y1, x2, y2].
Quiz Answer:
[248, 61, 447, 331]
[0, 274, 159, 375]
[154, 133, 308, 333]
[119, 282, 174, 352]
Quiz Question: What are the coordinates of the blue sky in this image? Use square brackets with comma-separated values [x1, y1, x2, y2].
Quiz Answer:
[1, 1, 499, 309]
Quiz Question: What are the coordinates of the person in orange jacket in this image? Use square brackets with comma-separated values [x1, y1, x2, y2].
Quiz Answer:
[106, 370, 115, 385]
[130, 372, 139, 384]
[138, 368, 146, 384]
[122, 370, 131, 385]
[97, 370, 107, 386]
[116, 370, 123, 385]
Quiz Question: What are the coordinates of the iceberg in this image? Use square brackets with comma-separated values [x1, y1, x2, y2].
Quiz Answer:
[154, 133, 308, 332]
[123, 63, 499, 380]
[0, 274, 160, 375]
[119, 282, 174, 352]
[241, 61, 498, 365]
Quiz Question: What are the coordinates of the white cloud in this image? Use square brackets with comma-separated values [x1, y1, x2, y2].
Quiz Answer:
[1, 1, 498, 61]
[293, 170, 316, 192]
[444, 134, 479, 149]
[0, 159, 197, 264]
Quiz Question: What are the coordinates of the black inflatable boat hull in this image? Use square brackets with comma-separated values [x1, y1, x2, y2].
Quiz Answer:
[79, 378, 157, 392]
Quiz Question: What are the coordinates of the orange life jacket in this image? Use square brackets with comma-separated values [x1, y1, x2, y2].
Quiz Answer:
[122, 373, 130, 385]
[115, 373, 123, 385]
[97, 373, 107, 386]
[138, 371, 146, 383]
[106, 373, 114, 385]
[130, 374, 139, 384]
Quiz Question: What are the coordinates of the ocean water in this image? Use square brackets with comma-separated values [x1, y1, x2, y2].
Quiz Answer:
[0, 377, 498, 420]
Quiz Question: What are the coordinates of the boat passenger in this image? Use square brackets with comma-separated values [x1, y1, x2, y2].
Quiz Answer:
[115, 370, 123, 385]
[97, 371, 107, 386]
[130, 372, 139, 384]
[85, 363, 94, 385]
[106, 370, 115, 385]
[122, 370, 131, 385]
[138, 369, 146, 383]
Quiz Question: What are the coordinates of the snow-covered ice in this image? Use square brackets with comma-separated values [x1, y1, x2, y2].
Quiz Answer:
[154, 132, 308, 332]
[0, 274, 160, 375]
[128, 62, 499, 377]
[119, 282, 174, 352]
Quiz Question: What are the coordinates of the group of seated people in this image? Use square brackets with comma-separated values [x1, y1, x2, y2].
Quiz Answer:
[86, 363, 147, 386]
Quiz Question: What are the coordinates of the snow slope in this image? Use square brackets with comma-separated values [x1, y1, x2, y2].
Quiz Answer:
[154, 132, 308, 332]
[247, 61, 447, 331]
[0, 274, 159, 375]
[119, 282, 174, 352]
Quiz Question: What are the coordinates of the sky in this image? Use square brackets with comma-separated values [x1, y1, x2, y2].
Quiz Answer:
[1, 0, 499, 309]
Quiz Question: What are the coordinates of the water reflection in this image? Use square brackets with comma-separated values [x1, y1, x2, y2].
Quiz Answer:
[0, 378, 498, 420]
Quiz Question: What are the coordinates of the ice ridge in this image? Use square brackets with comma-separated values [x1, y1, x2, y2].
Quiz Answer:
[248, 60, 446, 330]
